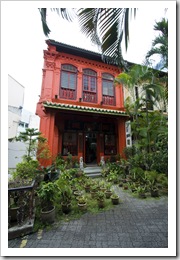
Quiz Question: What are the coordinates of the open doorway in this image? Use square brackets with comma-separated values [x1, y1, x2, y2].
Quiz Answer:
[85, 133, 97, 165]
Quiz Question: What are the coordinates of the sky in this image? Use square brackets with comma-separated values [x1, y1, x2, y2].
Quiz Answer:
[2, 1, 171, 114]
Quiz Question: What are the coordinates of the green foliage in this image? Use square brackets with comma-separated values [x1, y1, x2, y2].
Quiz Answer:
[13, 159, 39, 180]
[14, 128, 48, 161]
[37, 181, 58, 207]
[96, 191, 105, 201]
[55, 179, 72, 204]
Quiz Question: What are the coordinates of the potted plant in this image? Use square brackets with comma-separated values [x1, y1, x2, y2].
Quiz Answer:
[96, 191, 105, 208]
[84, 179, 92, 193]
[105, 183, 113, 199]
[123, 184, 128, 190]
[99, 181, 106, 192]
[129, 182, 136, 192]
[56, 180, 73, 214]
[77, 196, 87, 211]
[136, 186, 146, 199]
[37, 181, 57, 223]
[110, 193, 119, 205]
[148, 180, 159, 197]
[90, 184, 98, 198]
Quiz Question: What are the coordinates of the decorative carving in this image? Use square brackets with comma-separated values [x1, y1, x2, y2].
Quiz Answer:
[45, 61, 55, 69]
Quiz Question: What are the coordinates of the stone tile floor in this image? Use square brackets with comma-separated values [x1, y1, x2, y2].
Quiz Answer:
[8, 186, 168, 248]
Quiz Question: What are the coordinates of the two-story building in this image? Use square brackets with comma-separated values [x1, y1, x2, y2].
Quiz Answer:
[36, 39, 129, 166]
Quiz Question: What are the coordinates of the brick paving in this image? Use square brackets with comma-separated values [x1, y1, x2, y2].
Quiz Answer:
[8, 186, 168, 248]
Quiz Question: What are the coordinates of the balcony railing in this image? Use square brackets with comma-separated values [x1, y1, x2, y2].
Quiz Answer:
[83, 91, 97, 103]
[60, 88, 76, 100]
[102, 95, 115, 106]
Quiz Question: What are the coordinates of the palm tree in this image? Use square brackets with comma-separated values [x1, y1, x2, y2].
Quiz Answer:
[38, 8, 76, 37]
[115, 64, 167, 152]
[39, 8, 136, 68]
[146, 18, 168, 71]
[77, 8, 136, 67]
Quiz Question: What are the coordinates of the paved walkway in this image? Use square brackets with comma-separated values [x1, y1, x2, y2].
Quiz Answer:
[8, 186, 168, 248]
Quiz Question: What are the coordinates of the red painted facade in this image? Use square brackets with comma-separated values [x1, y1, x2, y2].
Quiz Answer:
[36, 40, 128, 166]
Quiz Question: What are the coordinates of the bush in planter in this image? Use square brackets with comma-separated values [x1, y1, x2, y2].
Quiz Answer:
[110, 193, 119, 205]
[56, 179, 72, 214]
[90, 184, 98, 198]
[96, 191, 105, 208]
[105, 183, 113, 199]
[136, 186, 147, 199]
[37, 181, 58, 223]
[77, 196, 87, 211]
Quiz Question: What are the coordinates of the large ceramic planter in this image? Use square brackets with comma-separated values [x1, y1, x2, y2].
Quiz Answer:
[90, 191, 98, 199]
[97, 200, 105, 209]
[74, 191, 82, 197]
[78, 203, 87, 211]
[41, 205, 56, 224]
[111, 196, 119, 205]
[105, 190, 112, 199]
[151, 189, 159, 197]
[100, 187, 106, 192]
[84, 185, 91, 193]
[138, 193, 146, 199]
[61, 203, 71, 214]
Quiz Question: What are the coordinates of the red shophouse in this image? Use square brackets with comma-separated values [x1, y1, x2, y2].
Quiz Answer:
[36, 39, 128, 166]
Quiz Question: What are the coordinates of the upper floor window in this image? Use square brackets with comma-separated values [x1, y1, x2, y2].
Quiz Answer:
[102, 73, 114, 96]
[102, 73, 115, 105]
[60, 64, 77, 100]
[60, 64, 77, 90]
[83, 69, 97, 92]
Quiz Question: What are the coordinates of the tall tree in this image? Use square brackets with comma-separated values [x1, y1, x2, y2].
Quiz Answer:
[146, 18, 168, 71]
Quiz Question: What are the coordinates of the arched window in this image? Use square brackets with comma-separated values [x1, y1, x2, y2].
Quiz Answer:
[83, 69, 97, 92]
[60, 64, 77, 100]
[82, 69, 97, 103]
[102, 73, 115, 105]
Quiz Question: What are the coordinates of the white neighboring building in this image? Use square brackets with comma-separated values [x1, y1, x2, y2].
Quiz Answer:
[8, 75, 24, 139]
[8, 75, 40, 171]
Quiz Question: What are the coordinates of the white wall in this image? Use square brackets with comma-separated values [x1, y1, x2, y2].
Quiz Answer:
[8, 75, 24, 138]
[8, 76, 40, 170]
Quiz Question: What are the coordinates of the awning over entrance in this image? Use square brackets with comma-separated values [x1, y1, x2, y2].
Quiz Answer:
[43, 101, 128, 116]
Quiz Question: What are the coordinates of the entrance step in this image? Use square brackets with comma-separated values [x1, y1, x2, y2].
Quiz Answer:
[84, 166, 102, 178]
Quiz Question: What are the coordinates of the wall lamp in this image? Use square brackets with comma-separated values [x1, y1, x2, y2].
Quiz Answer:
[79, 97, 82, 102]
[100, 101, 103, 105]
[55, 95, 58, 99]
